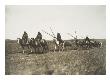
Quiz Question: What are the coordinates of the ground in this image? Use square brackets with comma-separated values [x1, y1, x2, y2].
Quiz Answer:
[5, 39, 106, 75]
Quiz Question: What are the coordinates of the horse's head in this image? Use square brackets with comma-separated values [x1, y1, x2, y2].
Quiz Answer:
[17, 38, 21, 44]
[40, 39, 45, 43]
[53, 38, 57, 42]
[90, 41, 94, 43]
[53, 38, 60, 45]
[30, 38, 37, 45]
[30, 38, 34, 42]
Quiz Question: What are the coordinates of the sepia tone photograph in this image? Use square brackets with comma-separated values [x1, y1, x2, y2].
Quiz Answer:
[5, 5, 106, 75]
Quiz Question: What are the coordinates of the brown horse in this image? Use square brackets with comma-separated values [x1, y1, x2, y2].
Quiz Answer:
[30, 38, 49, 53]
[17, 38, 30, 53]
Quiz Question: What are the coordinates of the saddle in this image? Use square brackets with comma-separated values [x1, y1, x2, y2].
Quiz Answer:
[59, 39, 64, 44]
[22, 38, 28, 44]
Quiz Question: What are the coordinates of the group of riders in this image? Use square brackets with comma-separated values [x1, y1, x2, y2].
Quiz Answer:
[20, 31, 64, 53]
[75, 35, 102, 49]
[22, 31, 64, 45]
[21, 31, 101, 52]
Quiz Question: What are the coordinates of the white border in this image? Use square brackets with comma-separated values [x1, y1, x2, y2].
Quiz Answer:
[0, 0, 110, 82]
[5, 0, 106, 5]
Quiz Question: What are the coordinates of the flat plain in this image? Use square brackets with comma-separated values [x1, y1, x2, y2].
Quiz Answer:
[5, 39, 106, 75]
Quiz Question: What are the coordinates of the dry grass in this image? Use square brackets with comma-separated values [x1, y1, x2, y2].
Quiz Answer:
[5, 39, 106, 75]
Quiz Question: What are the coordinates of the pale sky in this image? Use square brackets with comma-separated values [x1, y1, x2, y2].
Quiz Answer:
[5, 5, 106, 40]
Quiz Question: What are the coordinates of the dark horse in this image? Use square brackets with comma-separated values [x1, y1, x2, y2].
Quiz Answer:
[30, 38, 49, 53]
[17, 38, 30, 53]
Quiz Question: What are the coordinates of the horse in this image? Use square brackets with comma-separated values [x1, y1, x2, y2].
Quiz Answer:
[30, 38, 49, 53]
[29, 38, 37, 53]
[75, 40, 83, 48]
[75, 40, 89, 49]
[17, 38, 31, 53]
[53, 38, 64, 52]
[89, 40, 95, 48]
[93, 41, 102, 48]
[40, 39, 49, 53]
[64, 41, 73, 50]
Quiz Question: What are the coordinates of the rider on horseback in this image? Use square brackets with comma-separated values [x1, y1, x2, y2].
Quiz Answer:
[57, 33, 64, 44]
[85, 36, 90, 43]
[35, 32, 42, 42]
[22, 31, 28, 44]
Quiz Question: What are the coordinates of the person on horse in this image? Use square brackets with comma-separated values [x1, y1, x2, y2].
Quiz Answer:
[22, 31, 28, 44]
[35, 32, 42, 42]
[85, 36, 90, 43]
[57, 33, 64, 44]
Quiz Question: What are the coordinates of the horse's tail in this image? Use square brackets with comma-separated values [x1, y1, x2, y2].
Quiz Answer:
[99, 42, 102, 48]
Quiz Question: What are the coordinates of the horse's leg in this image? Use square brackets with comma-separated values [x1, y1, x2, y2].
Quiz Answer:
[62, 43, 65, 51]
[23, 50, 25, 54]
[22, 45, 25, 54]
[38, 47, 40, 53]
[22, 47, 25, 54]
[34, 47, 37, 53]
[46, 45, 49, 52]
[39, 46, 43, 53]
[54, 44, 56, 52]
[26, 45, 29, 53]
[61, 43, 64, 51]
[100, 42, 102, 48]
[30, 46, 33, 53]
[27, 45, 29, 49]
[58, 45, 60, 52]
[37, 46, 39, 53]
[40, 46, 43, 53]
[43, 46, 45, 53]
[60, 45, 62, 52]
[31, 47, 33, 53]
[43, 45, 47, 53]
[44, 44, 48, 53]
[60, 43, 63, 52]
